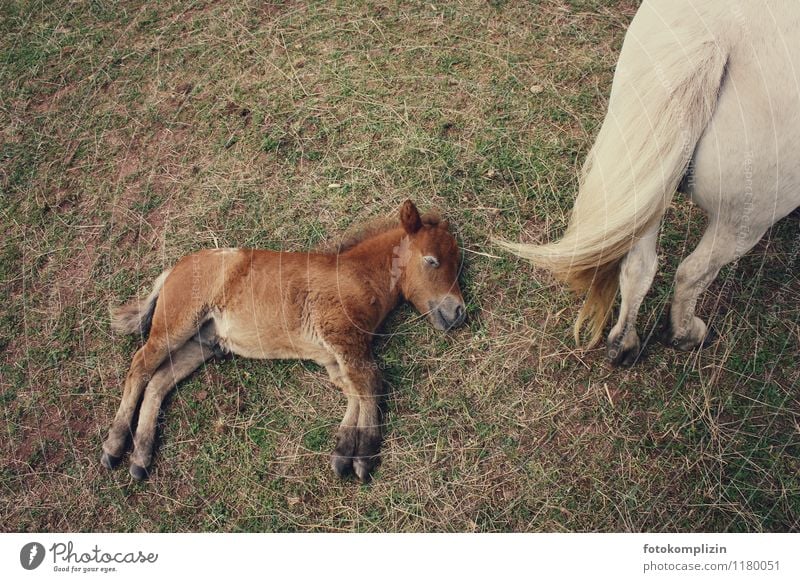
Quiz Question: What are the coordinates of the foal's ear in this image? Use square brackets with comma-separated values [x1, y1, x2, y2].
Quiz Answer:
[400, 199, 422, 234]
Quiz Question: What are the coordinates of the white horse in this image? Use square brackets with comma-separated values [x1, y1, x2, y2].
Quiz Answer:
[499, 0, 800, 365]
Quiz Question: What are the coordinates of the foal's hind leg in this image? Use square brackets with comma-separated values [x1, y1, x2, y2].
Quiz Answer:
[128, 327, 217, 480]
[102, 296, 204, 469]
[606, 224, 659, 366]
[665, 218, 769, 350]
[101, 338, 173, 468]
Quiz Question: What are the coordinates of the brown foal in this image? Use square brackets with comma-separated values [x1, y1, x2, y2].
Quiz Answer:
[101, 200, 466, 482]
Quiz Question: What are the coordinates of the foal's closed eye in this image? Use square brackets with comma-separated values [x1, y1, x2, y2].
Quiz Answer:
[423, 256, 439, 268]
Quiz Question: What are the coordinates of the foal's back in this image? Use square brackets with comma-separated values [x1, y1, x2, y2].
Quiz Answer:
[158, 248, 341, 361]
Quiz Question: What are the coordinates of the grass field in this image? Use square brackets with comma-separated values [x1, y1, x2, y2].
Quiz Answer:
[2, 0, 798, 532]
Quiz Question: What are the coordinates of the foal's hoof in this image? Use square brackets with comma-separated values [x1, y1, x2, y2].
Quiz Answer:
[353, 456, 379, 483]
[100, 452, 121, 470]
[129, 464, 149, 481]
[331, 453, 354, 478]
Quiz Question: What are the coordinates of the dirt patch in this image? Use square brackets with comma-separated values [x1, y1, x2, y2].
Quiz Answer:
[223, 100, 251, 124]
[47, 236, 100, 318]
[178, 0, 224, 23]
[29, 82, 76, 115]
[11, 401, 95, 471]
[107, 124, 195, 245]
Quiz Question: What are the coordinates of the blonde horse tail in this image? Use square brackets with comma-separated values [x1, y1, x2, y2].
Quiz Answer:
[497, 5, 729, 347]
[110, 269, 171, 337]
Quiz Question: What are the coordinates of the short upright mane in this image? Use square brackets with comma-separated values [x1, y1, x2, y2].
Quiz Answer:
[322, 211, 442, 254]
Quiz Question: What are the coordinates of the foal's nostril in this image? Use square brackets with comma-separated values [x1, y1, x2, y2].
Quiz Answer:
[429, 297, 466, 330]
[442, 304, 465, 329]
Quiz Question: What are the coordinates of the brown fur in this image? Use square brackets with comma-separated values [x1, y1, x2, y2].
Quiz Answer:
[325, 211, 443, 253]
[109, 269, 170, 336]
[101, 200, 466, 482]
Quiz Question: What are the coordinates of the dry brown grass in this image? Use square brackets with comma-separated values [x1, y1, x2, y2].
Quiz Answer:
[1, 0, 798, 532]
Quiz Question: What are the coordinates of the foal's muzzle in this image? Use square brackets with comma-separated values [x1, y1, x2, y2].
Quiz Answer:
[429, 296, 466, 331]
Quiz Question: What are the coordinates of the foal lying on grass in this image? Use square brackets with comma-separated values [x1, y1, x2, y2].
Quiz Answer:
[101, 200, 466, 482]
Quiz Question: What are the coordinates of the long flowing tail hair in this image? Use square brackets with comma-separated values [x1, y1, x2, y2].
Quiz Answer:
[497, 4, 728, 346]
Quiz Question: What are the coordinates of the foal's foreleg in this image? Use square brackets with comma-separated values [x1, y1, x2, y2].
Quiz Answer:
[345, 361, 382, 482]
[327, 355, 382, 482]
[326, 362, 360, 478]
[666, 218, 769, 350]
[128, 337, 215, 480]
[606, 225, 659, 366]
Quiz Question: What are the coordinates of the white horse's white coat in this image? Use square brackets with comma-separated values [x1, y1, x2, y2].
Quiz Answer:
[500, 0, 800, 364]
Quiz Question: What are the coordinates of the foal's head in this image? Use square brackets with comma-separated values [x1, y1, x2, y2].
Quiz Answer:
[397, 200, 466, 331]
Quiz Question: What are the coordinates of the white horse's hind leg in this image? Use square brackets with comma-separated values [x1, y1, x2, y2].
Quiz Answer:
[666, 217, 769, 350]
[606, 224, 659, 366]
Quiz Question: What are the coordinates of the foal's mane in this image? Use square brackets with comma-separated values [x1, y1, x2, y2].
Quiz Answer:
[322, 211, 442, 254]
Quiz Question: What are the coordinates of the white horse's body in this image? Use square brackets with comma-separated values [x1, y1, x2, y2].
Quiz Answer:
[690, 2, 800, 225]
[501, 0, 800, 364]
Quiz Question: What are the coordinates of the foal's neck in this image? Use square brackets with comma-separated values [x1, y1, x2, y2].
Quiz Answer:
[339, 226, 408, 320]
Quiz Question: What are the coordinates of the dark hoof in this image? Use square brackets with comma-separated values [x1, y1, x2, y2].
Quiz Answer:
[660, 325, 717, 351]
[353, 456, 379, 483]
[607, 345, 642, 367]
[100, 452, 121, 470]
[331, 453, 353, 478]
[656, 323, 672, 346]
[129, 464, 149, 481]
[700, 325, 718, 348]
[606, 335, 642, 367]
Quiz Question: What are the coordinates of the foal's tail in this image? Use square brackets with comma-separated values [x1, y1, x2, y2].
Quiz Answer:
[496, 4, 729, 347]
[110, 269, 172, 337]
